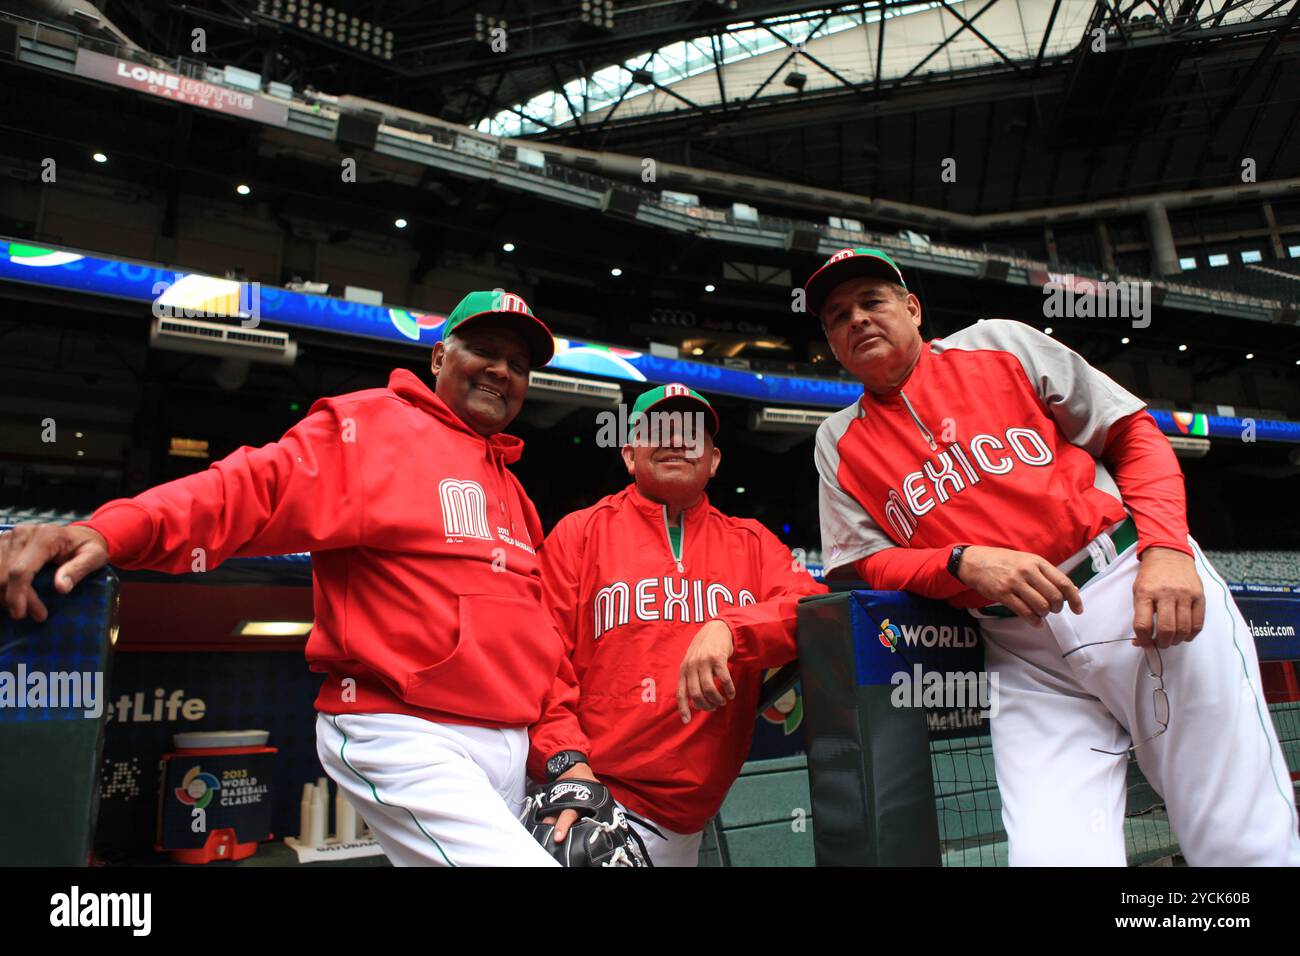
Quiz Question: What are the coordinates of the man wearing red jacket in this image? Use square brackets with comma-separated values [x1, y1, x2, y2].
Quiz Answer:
[0, 290, 567, 867]
[804, 247, 1300, 866]
[529, 383, 826, 866]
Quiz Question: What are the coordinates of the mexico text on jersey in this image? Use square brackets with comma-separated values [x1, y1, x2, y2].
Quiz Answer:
[816, 319, 1146, 575]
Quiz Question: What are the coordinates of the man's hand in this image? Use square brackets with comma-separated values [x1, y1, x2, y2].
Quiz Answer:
[0, 524, 109, 622]
[958, 545, 1083, 626]
[1132, 547, 1204, 649]
[676, 619, 736, 724]
[544, 762, 599, 843]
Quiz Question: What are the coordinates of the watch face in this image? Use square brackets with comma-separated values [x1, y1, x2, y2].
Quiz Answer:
[546, 754, 567, 775]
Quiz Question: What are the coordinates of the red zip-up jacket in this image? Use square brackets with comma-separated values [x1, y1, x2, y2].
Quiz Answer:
[815, 319, 1191, 602]
[77, 368, 564, 728]
[527, 485, 826, 834]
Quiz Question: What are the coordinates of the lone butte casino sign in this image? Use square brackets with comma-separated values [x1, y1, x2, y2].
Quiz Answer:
[73, 49, 289, 127]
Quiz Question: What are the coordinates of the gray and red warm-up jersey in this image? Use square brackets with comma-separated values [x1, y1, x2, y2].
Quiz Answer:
[815, 319, 1191, 607]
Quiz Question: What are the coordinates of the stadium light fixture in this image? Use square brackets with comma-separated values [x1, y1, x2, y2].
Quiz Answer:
[1044, 327, 1053, 335]
[236, 184, 251, 196]
[1246, 353, 1254, 360]
[610, 267, 622, 277]
[704, 284, 715, 293]
[236, 621, 314, 637]
[258, 0, 395, 59]
[394, 218, 408, 229]
[579, 0, 614, 30]
[1179, 344, 1187, 352]
[1121, 337, 1130, 344]
[502, 242, 515, 252]
[475, 13, 509, 42]
[170, 438, 209, 460]
[92, 152, 108, 163]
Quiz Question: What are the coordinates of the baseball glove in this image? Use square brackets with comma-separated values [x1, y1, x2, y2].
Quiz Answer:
[520, 779, 652, 867]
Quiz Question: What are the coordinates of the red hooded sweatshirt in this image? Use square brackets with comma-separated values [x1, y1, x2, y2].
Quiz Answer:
[78, 369, 563, 728]
[527, 485, 826, 834]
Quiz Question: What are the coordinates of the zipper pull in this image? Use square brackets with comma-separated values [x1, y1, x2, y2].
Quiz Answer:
[900, 389, 938, 451]
[676, 561, 684, 573]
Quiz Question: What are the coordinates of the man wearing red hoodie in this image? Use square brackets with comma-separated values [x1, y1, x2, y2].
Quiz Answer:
[0, 290, 568, 867]
[529, 384, 826, 866]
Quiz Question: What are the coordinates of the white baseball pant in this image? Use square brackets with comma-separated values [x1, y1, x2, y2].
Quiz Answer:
[977, 533, 1300, 866]
[315, 711, 559, 867]
[618, 804, 703, 867]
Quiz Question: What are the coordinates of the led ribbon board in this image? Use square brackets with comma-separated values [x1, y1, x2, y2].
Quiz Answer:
[2, 238, 1296, 436]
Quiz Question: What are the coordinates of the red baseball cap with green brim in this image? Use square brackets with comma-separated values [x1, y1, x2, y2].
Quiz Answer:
[631, 383, 719, 437]
[444, 290, 555, 367]
[803, 247, 907, 317]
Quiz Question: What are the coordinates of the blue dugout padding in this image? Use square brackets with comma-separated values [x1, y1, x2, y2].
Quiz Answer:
[794, 586, 1300, 867]
[0, 567, 119, 865]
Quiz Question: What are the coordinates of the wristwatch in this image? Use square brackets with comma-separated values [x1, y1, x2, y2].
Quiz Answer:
[946, 545, 968, 581]
[545, 750, 590, 783]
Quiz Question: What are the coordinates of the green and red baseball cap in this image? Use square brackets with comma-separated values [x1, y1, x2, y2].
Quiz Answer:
[444, 290, 555, 367]
[630, 383, 719, 437]
[803, 247, 908, 317]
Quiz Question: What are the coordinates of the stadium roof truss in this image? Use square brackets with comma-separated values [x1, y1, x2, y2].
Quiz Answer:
[98, 1, 1300, 200]
[472, 0, 1291, 139]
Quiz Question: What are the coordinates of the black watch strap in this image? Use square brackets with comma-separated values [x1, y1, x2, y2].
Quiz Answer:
[946, 545, 967, 581]
[545, 750, 590, 783]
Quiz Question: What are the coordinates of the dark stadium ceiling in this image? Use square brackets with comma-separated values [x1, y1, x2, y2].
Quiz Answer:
[85, 0, 1300, 215]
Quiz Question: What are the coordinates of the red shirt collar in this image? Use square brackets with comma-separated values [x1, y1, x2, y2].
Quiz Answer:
[625, 483, 711, 523]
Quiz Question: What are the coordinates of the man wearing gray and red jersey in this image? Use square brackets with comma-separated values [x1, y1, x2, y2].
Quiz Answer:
[805, 246, 1299, 866]
[528, 384, 825, 866]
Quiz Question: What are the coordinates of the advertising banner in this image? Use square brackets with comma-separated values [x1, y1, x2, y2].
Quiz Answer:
[74, 49, 288, 127]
